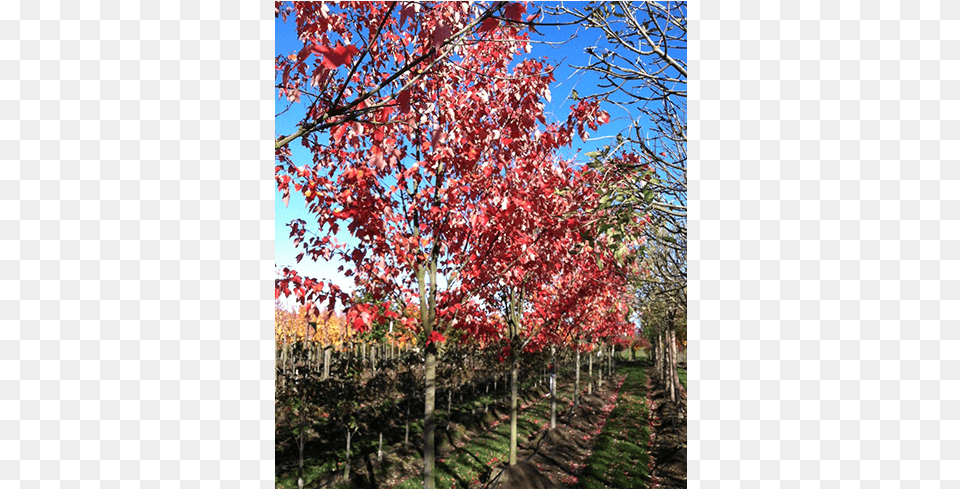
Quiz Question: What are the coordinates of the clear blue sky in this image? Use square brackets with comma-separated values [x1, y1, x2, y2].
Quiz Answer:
[274, 2, 675, 308]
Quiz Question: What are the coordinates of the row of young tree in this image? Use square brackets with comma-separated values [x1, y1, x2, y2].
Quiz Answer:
[275, 2, 686, 488]
[275, 298, 631, 485]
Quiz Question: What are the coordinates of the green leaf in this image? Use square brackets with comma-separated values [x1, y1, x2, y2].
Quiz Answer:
[614, 244, 627, 262]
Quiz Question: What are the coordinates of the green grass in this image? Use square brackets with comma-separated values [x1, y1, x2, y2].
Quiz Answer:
[679, 367, 686, 389]
[575, 363, 650, 489]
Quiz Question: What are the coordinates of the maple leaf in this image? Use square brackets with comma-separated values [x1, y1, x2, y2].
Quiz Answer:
[504, 2, 526, 22]
[312, 42, 360, 70]
[398, 2, 418, 30]
[427, 331, 446, 345]
[478, 17, 499, 34]
[433, 22, 451, 50]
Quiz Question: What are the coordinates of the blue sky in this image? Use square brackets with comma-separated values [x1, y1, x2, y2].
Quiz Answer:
[274, 2, 677, 308]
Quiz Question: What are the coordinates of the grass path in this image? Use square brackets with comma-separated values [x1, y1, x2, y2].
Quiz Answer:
[574, 363, 651, 489]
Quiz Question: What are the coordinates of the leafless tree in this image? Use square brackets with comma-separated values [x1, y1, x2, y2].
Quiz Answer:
[552, 1, 687, 291]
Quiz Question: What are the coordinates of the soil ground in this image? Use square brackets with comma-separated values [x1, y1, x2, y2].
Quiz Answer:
[278, 360, 686, 489]
[646, 363, 687, 489]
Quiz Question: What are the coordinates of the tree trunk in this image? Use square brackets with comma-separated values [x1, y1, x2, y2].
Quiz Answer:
[323, 346, 332, 380]
[574, 344, 581, 409]
[588, 348, 593, 395]
[298, 390, 305, 489]
[344, 428, 353, 479]
[378, 431, 384, 462]
[608, 344, 613, 375]
[405, 396, 411, 447]
[509, 352, 519, 466]
[423, 344, 438, 489]
[670, 327, 682, 398]
[598, 347, 603, 390]
[371, 343, 377, 374]
[670, 327, 680, 402]
[550, 346, 557, 429]
[346, 341, 353, 370]
[484, 380, 489, 412]
[447, 388, 452, 429]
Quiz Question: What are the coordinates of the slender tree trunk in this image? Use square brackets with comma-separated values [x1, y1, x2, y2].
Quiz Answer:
[405, 395, 411, 447]
[378, 431, 384, 462]
[608, 344, 613, 375]
[346, 341, 353, 370]
[574, 344, 581, 409]
[423, 344, 437, 489]
[281, 337, 289, 388]
[655, 333, 662, 380]
[670, 326, 681, 402]
[447, 388, 452, 429]
[484, 380, 489, 413]
[371, 343, 377, 374]
[598, 347, 603, 390]
[298, 389, 305, 489]
[323, 346, 331, 380]
[509, 352, 519, 466]
[344, 428, 354, 479]
[588, 348, 593, 395]
[550, 346, 557, 429]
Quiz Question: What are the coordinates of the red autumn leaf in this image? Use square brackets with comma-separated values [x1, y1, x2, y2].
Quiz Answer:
[397, 88, 411, 113]
[427, 331, 446, 345]
[504, 3, 526, 21]
[333, 124, 347, 140]
[478, 17, 499, 34]
[312, 42, 360, 69]
[398, 3, 417, 30]
[433, 23, 451, 50]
